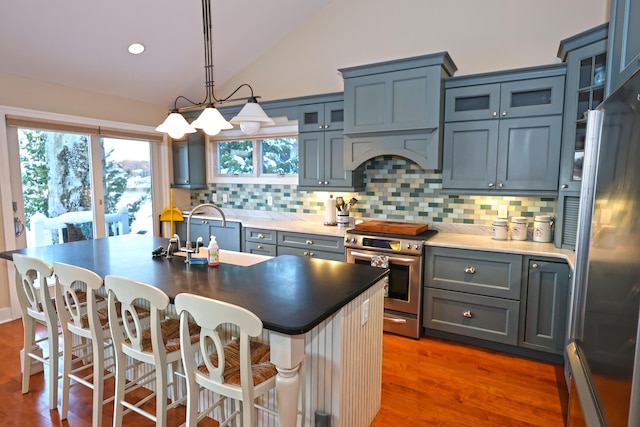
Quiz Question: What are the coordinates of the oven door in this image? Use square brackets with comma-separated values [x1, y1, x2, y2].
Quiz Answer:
[346, 248, 423, 338]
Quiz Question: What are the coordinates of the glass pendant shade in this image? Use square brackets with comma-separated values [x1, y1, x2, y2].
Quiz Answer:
[155, 112, 196, 139]
[192, 106, 233, 136]
[230, 98, 275, 135]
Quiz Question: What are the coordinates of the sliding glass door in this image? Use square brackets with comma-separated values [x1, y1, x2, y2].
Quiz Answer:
[16, 128, 154, 247]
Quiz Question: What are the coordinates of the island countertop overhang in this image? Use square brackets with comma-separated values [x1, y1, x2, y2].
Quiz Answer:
[0, 234, 389, 335]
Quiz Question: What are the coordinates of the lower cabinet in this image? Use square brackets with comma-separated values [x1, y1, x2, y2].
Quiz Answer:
[277, 230, 345, 261]
[423, 247, 570, 355]
[243, 228, 345, 261]
[174, 219, 242, 252]
[243, 227, 277, 257]
[520, 258, 570, 354]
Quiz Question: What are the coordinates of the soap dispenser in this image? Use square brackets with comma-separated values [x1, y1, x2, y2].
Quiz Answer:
[207, 235, 219, 267]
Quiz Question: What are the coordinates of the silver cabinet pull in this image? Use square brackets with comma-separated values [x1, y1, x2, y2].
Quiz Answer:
[318, 181, 323, 185]
[257, 245, 264, 249]
[463, 310, 473, 318]
[306, 240, 313, 245]
[323, 181, 329, 185]
[531, 263, 539, 269]
[309, 252, 315, 257]
[464, 266, 476, 274]
[488, 182, 494, 188]
[303, 251, 309, 256]
[561, 184, 568, 189]
[257, 233, 265, 239]
[492, 111, 498, 117]
[502, 111, 507, 116]
[498, 182, 503, 188]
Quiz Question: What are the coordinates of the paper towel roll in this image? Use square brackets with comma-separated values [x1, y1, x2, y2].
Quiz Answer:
[324, 197, 337, 225]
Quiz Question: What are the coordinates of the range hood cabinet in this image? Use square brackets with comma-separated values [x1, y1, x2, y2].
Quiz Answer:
[340, 52, 457, 171]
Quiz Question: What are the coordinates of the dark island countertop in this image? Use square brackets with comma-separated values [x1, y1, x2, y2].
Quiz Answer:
[0, 234, 388, 335]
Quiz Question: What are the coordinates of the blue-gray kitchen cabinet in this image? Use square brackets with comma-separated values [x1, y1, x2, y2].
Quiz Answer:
[298, 130, 363, 191]
[442, 65, 566, 195]
[556, 24, 608, 249]
[172, 131, 206, 189]
[442, 115, 562, 194]
[423, 247, 523, 346]
[340, 52, 457, 170]
[520, 258, 570, 354]
[606, 0, 640, 95]
[298, 100, 344, 132]
[243, 227, 277, 257]
[276, 230, 345, 261]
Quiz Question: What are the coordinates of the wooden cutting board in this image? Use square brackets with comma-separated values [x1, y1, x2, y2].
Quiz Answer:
[353, 220, 428, 235]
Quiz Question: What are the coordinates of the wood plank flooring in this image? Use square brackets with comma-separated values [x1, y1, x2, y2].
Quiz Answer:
[0, 319, 567, 426]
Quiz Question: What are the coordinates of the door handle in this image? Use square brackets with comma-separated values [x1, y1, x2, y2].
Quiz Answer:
[14, 217, 25, 237]
[383, 316, 407, 324]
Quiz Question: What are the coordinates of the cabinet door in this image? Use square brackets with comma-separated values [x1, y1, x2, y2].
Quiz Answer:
[323, 131, 352, 188]
[298, 101, 344, 132]
[172, 132, 206, 189]
[607, 0, 640, 94]
[298, 132, 325, 187]
[442, 120, 499, 190]
[444, 83, 501, 122]
[496, 116, 562, 192]
[499, 76, 565, 118]
[560, 40, 607, 192]
[523, 260, 570, 353]
[172, 140, 190, 186]
[204, 220, 241, 252]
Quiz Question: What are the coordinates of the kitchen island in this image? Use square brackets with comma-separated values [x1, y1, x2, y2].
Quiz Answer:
[1, 234, 388, 427]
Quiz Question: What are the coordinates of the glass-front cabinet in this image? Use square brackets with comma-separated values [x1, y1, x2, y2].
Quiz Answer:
[556, 24, 608, 249]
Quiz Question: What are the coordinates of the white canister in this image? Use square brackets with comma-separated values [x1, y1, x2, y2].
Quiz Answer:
[491, 219, 509, 240]
[533, 215, 554, 243]
[511, 216, 529, 241]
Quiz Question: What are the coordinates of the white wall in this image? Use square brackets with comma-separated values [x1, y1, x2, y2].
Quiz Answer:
[218, 0, 610, 102]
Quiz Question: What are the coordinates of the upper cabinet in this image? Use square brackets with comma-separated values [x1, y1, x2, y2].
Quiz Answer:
[298, 101, 344, 132]
[606, 0, 640, 95]
[555, 24, 608, 250]
[441, 65, 566, 195]
[339, 52, 457, 170]
[297, 94, 363, 191]
[172, 131, 207, 189]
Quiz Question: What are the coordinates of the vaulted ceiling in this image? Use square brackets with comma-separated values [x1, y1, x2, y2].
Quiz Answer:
[0, 0, 330, 108]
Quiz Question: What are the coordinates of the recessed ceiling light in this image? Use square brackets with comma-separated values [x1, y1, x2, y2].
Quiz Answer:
[128, 43, 145, 55]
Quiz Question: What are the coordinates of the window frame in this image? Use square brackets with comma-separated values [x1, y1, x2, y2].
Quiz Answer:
[207, 125, 299, 185]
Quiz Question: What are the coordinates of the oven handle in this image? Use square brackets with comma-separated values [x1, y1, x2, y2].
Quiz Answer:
[348, 251, 417, 264]
[384, 316, 407, 324]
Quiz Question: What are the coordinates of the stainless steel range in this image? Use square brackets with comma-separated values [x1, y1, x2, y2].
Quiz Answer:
[344, 225, 437, 339]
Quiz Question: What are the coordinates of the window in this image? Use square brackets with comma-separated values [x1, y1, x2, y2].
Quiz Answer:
[211, 134, 298, 184]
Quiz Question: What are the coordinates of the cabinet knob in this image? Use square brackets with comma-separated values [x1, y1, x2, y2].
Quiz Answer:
[306, 240, 314, 245]
[462, 310, 473, 318]
[303, 251, 310, 256]
[258, 233, 265, 239]
[309, 252, 315, 257]
[323, 181, 329, 185]
[318, 125, 324, 129]
[324, 124, 330, 129]
[492, 111, 498, 117]
[318, 181, 323, 185]
[464, 266, 476, 274]
[502, 111, 507, 116]
[532, 263, 539, 269]
[488, 182, 495, 188]
[257, 245, 264, 249]
[561, 184, 568, 189]
[498, 182, 503, 188]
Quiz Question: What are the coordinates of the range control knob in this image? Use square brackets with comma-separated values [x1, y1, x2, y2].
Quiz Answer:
[406, 243, 411, 249]
[414, 244, 421, 250]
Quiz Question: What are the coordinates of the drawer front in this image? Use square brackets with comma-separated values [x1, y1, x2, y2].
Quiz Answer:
[277, 245, 345, 261]
[425, 247, 522, 299]
[423, 288, 520, 345]
[244, 241, 277, 257]
[244, 227, 277, 245]
[278, 231, 344, 253]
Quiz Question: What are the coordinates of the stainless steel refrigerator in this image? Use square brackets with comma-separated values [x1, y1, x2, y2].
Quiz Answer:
[566, 69, 640, 426]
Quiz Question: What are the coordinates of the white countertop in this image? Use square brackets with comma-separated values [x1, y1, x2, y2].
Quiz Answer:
[181, 207, 575, 268]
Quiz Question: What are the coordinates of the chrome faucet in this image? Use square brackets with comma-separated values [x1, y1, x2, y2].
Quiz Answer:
[183, 203, 227, 264]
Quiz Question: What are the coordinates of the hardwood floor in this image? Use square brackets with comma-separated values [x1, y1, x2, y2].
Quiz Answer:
[0, 319, 568, 426]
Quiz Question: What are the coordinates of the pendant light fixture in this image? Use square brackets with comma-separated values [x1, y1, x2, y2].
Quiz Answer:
[155, 0, 274, 139]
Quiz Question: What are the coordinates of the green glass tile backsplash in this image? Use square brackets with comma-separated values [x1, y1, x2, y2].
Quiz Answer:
[191, 156, 556, 225]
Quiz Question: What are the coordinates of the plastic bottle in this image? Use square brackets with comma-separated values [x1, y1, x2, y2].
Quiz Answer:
[207, 235, 219, 267]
